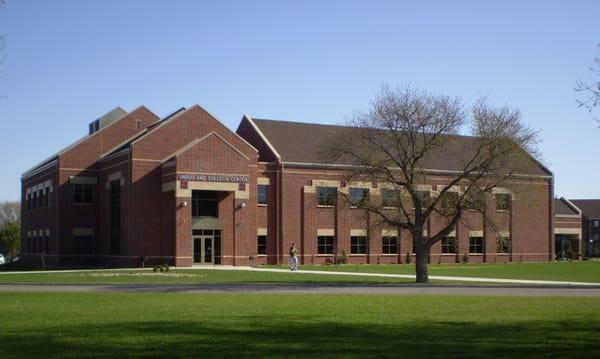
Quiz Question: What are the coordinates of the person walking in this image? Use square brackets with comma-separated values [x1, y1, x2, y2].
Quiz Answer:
[289, 243, 298, 271]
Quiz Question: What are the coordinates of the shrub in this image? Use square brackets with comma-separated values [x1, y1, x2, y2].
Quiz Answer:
[405, 252, 412, 264]
[462, 253, 469, 263]
[340, 250, 348, 265]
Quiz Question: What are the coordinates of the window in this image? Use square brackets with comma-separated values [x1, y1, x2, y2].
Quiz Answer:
[74, 235, 94, 255]
[110, 181, 121, 255]
[257, 185, 267, 205]
[495, 193, 511, 211]
[72, 183, 94, 204]
[382, 236, 397, 254]
[192, 190, 218, 217]
[438, 191, 459, 211]
[316, 187, 337, 206]
[413, 190, 430, 208]
[496, 235, 511, 254]
[469, 236, 483, 254]
[466, 190, 486, 211]
[382, 189, 397, 208]
[349, 188, 369, 206]
[351, 236, 367, 254]
[441, 236, 457, 254]
[317, 236, 334, 254]
[257, 235, 267, 255]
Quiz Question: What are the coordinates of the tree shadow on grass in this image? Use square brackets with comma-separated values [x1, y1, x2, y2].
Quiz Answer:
[1, 318, 598, 358]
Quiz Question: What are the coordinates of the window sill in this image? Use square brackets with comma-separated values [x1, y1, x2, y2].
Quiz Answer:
[468, 253, 483, 256]
[349, 254, 367, 256]
[496, 253, 510, 255]
[256, 254, 267, 257]
[382, 207, 397, 210]
[440, 253, 457, 256]
[495, 209, 509, 213]
[316, 205, 335, 208]
[257, 204, 267, 207]
[380, 253, 398, 256]
[315, 254, 334, 257]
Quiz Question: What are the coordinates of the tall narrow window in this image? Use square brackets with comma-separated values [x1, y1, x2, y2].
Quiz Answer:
[349, 188, 369, 206]
[496, 235, 511, 254]
[382, 189, 397, 208]
[74, 235, 94, 255]
[257, 185, 267, 205]
[257, 235, 267, 255]
[469, 236, 483, 254]
[316, 187, 337, 206]
[317, 236, 334, 254]
[110, 181, 121, 255]
[350, 236, 367, 254]
[73, 183, 94, 204]
[441, 236, 457, 254]
[192, 190, 218, 217]
[382, 236, 398, 254]
[495, 193, 511, 211]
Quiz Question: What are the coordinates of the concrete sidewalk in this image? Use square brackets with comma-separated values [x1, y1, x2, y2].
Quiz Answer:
[2, 265, 598, 287]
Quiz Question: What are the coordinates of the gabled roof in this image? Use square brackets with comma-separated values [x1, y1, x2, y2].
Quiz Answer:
[554, 197, 581, 216]
[248, 118, 552, 177]
[22, 106, 128, 179]
[100, 107, 187, 160]
[569, 200, 600, 219]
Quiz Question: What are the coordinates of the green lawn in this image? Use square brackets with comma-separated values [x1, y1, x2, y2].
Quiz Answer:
[285, 261, 600, 283]
[0, 268, 414, 285]
[0, 292, 598, 358]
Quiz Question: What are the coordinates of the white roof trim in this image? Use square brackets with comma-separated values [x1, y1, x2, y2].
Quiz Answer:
[243, 114, 281, 161]
[560, 197, 583, 216]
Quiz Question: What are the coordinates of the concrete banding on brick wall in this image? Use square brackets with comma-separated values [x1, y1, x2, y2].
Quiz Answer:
[20, 104, 558, 268]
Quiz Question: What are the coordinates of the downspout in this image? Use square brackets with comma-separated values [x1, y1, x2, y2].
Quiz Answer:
[278, 162, 284, 264]
[549, 176, 555, 261]
[128, 151, 133, 267]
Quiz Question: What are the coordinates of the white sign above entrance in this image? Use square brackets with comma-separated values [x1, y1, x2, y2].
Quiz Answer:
[178, 174, 249, 184]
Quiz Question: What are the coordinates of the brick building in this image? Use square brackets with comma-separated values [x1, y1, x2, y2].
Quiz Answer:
[553, 197, 583, 259]
[567, 199, 600, 258]
[21, 105, 555, 267]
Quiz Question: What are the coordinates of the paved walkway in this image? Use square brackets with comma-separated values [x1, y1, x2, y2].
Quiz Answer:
[1, 265, 599, 286]
[0, 283, 599, 296]
[219, 266, 600, 286]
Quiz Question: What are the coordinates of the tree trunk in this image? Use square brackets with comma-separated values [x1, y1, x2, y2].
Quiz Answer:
[415, 248, 429, 283]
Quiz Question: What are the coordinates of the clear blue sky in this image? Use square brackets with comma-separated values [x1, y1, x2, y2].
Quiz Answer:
[0, 0, 598, 202]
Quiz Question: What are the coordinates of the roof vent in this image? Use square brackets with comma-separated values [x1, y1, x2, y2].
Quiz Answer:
[89, 107, 128, 134]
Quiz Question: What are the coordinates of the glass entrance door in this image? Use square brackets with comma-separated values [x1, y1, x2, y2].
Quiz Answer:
[192, 231, 221, 264]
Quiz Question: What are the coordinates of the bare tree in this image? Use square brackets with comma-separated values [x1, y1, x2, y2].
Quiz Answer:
[0, 201, 20, 227]
[324, 86, 540, 283]
[576, 44, 600, 122]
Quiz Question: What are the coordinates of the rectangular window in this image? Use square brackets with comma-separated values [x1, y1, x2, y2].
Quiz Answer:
[495, 193, 511, 211]
[469, 236, 483, 254]
[382, 236, 398, 254]
[413, 190, 430, 208]
[74, 235, 94, 255]
[350, 236, 367, 254]
[257, 235, 267, 255]
[257, 185, 267, 205]
[72, 183, 94, 204]
[382, 189, 397, 208]
[316, 187, 337, 206]
[110, 180, 121, 255]
[317, 236, 334, 254]
[466, 190, 486, 211]
[441, 236, 457, 254]
[349, 188, 369, 206]
[192, 190, 218, 217]
[496, 235, 511, 254]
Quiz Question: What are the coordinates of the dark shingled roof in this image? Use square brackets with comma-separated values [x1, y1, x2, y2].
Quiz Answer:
[251, 118, 551, 176]
[554, 198, 580, 216]
[569, 200, 600, 219]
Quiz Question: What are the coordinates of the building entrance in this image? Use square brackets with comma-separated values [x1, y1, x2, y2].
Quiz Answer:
[192, 229, 222, 264]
